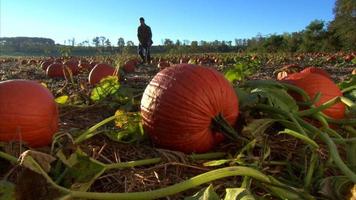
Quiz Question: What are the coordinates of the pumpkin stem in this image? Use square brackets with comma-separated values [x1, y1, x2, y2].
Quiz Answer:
[212, 114, 248, 142]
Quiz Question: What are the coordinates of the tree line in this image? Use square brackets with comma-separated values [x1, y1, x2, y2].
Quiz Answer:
[0, 0, 354, 56]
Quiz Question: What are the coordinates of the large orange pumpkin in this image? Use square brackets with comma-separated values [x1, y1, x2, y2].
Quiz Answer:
[283, 72, 345, 119]
[141, 64, 239, 153]
[88, 63, 116, 85]
[0, 80, 58, 147]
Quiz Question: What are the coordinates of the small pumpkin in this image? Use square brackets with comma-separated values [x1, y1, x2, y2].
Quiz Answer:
[122, 60, 138, 73]
[141, 64, 239, 153]
[63, 59, 80, 75]
[46, 62, 65, 78]
[0, 80, 58, 147]
[41, 61, 53, 71]
[283, 72, 345, 119]
[88, 63, 116, 85]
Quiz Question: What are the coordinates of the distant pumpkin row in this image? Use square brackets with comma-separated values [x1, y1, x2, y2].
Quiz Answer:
[40, 58, 138, 84]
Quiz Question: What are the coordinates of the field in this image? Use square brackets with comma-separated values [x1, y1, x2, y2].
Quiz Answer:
[0, 52, 356, 200]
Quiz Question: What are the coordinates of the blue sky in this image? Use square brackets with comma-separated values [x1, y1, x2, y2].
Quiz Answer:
[0, 0, 335, 45]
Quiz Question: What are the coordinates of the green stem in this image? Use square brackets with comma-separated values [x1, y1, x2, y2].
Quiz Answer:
[66, 166, 305, 200]
[212, 114, 248, 142]
[298, 97, 340, 117]
[280, 82, 310, 102]
[341, 85, 356, 93]
[105, 158, 161, 170]
[310, 92, 322, 105]
[74, 115, 116, 144]
[105, 152, 226, 170]
[288, 113, 308, 136]
[340, 96, 355, 107]
[0, 151, 18, 164]
[324, 117, 356, 125]
[343, 126, 356, 137]
[304, 151, 317, 191]
[188, 152, 226, 160]
[296, 116, 356, 183]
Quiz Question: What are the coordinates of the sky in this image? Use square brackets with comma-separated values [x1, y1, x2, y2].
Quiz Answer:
[0, 0, 336, 46]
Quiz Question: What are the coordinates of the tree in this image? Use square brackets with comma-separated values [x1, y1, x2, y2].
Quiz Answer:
[263, 35, 286, 52]
[126, 41, 134, 46]
[329, 0, 356, 50]
[117, 37, 125, 48]
[300, 20, 327, 52]
[99, 36, 106, 46]
[163, 38, 174, 46]
[105, 39, 111, 47]
[175, 39, 181, 46]
[92, 37, 100, 47]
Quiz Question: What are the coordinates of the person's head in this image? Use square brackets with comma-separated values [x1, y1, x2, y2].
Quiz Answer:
[139, 17, 145, 25]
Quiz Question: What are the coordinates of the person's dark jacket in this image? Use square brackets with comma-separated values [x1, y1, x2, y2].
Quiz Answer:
[137, 24, 152, 47]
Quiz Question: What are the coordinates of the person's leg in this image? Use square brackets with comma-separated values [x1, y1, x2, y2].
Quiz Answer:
[146, 46, 151, 63]
[138, 45, 145, 63]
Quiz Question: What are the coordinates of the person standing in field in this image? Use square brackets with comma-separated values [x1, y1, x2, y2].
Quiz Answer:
[137, 17, 153, 64]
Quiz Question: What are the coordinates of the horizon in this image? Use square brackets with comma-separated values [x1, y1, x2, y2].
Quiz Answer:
[1, 0, 335, 46]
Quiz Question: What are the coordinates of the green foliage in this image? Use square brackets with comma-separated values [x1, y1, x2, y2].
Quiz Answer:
[184, 185, 219, 200]
[90, 76, 121, 101]
[104, 110, 145, 143]
[0, 180, 15, 200]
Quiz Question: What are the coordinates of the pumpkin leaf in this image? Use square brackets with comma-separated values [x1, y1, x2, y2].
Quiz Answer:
[251, 87, 298, 113]
[243, 80, 284, 89]
[0, 180, 16, 200]
[345, 89, 356, 102]
[55, 95, 69, 104]
[56, 148, 106, 191]
[224, 188, 255, 200]
[90, 76, 120, 101]
[105, 110, 145, 143]
[184, 184, 219, 200]
[338, 75, 356, 90]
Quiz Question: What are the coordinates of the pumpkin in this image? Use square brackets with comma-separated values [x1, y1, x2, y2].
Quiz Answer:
[63, 60, 80, 75]
[88, 63, 116, 85]
[141, 64, 239, 153]
[352, 68, 356, 75]
[46, 62, 65, 78]
[41, 61, 53, 71]
[300, 67, 331, 79]
[78, 60, 91, 70]
[0, 80, 58, 147]
[122, 60, 138, 73]
[283, 72, 345, 119]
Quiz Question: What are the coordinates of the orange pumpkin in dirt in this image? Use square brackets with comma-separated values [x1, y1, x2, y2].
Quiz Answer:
[282, 72, 345, 119]
[63, 60, 80, 75]
[0, 80, 58, 147]
[300, 67, 331, 79]
[46, 63, 74, 78]
[88, 63, 116, 85]
[41, 61, 53, 71]
[122, 60, 138, 73]
[141, 64, 239, 153]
